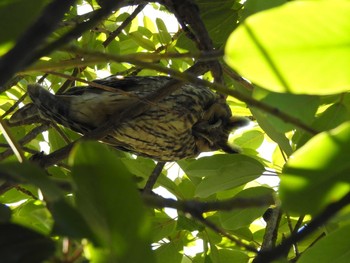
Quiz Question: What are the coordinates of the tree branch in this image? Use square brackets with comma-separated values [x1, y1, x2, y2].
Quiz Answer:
[253, 191, 350, 262]
[143, 161, 166, 194]
[142, 193, 274, 213]
[0, 124, 49, 161]
[62, 47, 319, 135]
[0, 0, 75, 89]
[103, 4, 147, 47]
[142, 192, 273, 253]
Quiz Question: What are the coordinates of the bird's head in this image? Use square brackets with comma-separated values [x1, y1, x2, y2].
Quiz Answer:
[193, 102, 249, 154]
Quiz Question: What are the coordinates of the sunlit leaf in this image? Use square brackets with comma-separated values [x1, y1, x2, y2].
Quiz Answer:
[232, 129, 264, 150]
[225, 1, 350, 94]
[129, 31, 156, 51]
[280, 122, 350, 215]
[156, 18, 172, 44]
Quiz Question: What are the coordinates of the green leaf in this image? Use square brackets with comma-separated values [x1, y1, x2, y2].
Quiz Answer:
[50, 198, 97, 242]
[242, 0, 287, 20]
[197, 0, 241, 47]
[156, 18, 172, 44]
[298, 224, 350, 263]
[217, 249, 249, 263]
[252, 88, 320, 132]
[280, 122, 350, 215]
[0, 0, 48, 55]
[143, 16, 157, 33]
[225, 1, 350, 94]
[233, 129, 264, 150]
[184, 155, 265, 198]
[0, 162, 96, 240]
[154, 239, 183, 263]
[0, 223, 55, 263]
[151, 211, 177, 243]
[69, 141, 154, 262]
[12, 200, 51, 235]
[0, 186, 37, 204]
[219, 187, 274, 230]
[121, 156, 156, 179]
[177, 215, 204, 232]
[294, 102, 350, 147]
[48, 129, 68, 152]
[0, 161, 64, 202]
[129, 31, 156, 51]
[250, 108, 293, 156]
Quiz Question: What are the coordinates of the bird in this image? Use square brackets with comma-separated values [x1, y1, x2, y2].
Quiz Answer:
[10, 76, 248, 161]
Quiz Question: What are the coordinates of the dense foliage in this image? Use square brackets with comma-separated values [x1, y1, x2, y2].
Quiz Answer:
[1, 0, 350, 262]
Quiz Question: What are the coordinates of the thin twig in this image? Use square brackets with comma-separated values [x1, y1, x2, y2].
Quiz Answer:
[0, 124, 49, 161]
[142, 193, 274, 213]
[26, 0, 128, 68]
[195, 214, 258, 253]
[2, 92, 27, 119]
[103, 3, 147, 47]
[21, 50, 223, 73]
[143, 161, 166, 194]
[0, 118, 25, 162]
[50, 122, 72, 145]
[253, 191, 350, 262]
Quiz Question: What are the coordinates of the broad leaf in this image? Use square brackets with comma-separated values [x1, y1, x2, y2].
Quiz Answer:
[280, 122, 350, 214]
[69, 141, 154, 262]
[299, 224, 350, 263]
[250, 108, 293, 156]
[0, 223, 55, 263]
[233, 129, 264, 150]
[217, 249, 249, 263]
[252, 88, 319, 132]
[184, 155, 265, 197]
[154, 239, 183, 263]
[242, 0, 287, 20]
[294, 102, 350, 148]
[219, 187, 274, 230]
[0, 162, 64, 202]
[225, 1, 350, 94]
[0, 0, 48, 55]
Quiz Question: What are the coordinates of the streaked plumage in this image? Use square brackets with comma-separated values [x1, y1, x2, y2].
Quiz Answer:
[11, 76, 247, 161]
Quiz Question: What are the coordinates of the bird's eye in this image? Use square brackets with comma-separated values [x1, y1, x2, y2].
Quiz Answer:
[208, 119, 222, 128]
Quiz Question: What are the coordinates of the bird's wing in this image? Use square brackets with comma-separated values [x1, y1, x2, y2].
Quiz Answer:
[92, 75, 173, 92]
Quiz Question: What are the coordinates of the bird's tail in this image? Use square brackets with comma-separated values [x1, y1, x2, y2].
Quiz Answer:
[10, 84, 71, 126]
[29, 84, 71, 118]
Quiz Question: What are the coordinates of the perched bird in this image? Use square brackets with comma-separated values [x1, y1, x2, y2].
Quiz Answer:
[10, 76, 248, 161]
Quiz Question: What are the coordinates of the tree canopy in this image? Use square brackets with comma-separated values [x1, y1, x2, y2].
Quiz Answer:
[1, 0, 350, 262]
